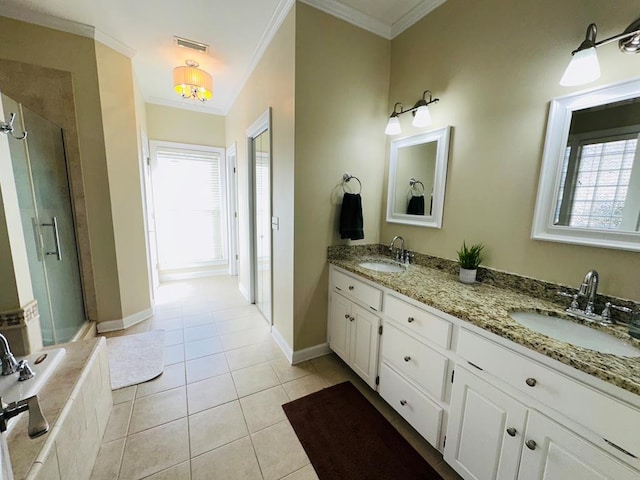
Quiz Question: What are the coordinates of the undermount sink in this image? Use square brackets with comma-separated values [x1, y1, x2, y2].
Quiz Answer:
[358, 261, 406, 273]
[509, 311, 640, 357]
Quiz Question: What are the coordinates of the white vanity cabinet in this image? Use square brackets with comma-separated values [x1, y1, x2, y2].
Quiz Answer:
[445, 328, 640, 480]
[328, 268, 382, 389]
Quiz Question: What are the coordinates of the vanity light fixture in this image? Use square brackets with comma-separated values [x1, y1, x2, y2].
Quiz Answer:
[173, 60, 213, 102]
[560, 18, 640, 87]
[385, 90, 439, 135]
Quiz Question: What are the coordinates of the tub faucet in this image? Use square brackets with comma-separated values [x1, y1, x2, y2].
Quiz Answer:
[389, 235, 406, 262]
[579, 270, 599, 315]
[0, 334, 18, 376]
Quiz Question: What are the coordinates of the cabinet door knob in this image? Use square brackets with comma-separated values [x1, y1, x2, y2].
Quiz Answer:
[403, 356, 411, 362]
[506, 427, 517, 437]
[400, 400, 407, 406]
[407, 317, 415, 323]
[525, 378, 537, 387]
[350, 316, 355, 322]
[348, 285, 354, 291]
[525, 440, 537, 450]
[344, 314, 350, 319]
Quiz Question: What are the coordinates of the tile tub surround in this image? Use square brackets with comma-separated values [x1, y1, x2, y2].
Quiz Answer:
[328, 245, 640, 397]
[7, 337, 113, 479]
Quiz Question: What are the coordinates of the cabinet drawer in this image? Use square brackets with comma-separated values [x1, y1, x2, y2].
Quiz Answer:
[382, 323, 448, 400]
[332, 269, 382, 311]
[379, 362, 442, 448]
[385, 294, 451, 348]
[457, 329, 640, 459]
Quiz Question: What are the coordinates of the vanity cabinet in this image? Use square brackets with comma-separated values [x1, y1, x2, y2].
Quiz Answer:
[328, 269, 382, 389]
[445, 329, 640, 479]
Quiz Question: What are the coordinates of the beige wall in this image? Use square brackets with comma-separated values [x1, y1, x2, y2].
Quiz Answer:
[225, 7, 296, 345]
[146, 103, 226, 147]
[294, 4, 391, 349]
[95, 42, 151, 318]
[382, 0, 640, 301]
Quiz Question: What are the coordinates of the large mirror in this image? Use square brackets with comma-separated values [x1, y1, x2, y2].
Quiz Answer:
[532, 78, 640, 251]
[386, 126, 451, 228]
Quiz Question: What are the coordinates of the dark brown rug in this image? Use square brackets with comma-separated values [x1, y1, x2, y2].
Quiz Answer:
[282, 381, 444, 480]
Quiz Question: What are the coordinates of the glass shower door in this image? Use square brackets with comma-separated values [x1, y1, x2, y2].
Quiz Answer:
[3, 94, 85, 344]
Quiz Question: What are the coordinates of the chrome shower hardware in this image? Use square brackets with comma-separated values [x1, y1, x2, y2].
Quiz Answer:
[0, 113, 27, 140]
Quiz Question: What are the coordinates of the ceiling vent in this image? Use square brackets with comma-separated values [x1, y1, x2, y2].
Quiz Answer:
[174, 36, 209, 54]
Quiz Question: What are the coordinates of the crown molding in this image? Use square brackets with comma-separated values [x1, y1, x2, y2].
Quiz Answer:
[0, 8, 135, 58]
[391, 0, 447, 38]
[300, 0, 391, 39]
[146, 96, 226, 116]
[224, 0, 296, 115]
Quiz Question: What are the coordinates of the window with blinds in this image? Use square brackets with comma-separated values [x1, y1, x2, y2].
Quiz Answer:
[555, 132, 638, 231]
[152, 145, 226, 270]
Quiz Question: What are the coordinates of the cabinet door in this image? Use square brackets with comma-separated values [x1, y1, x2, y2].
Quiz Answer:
[518, 411, 639, 480]
[349, 303, 380, 389]
[444, 367, 527, 480]
[328, 292, 351, 364]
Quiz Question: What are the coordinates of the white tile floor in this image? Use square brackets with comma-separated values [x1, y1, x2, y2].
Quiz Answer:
[91, 276, 460, 480]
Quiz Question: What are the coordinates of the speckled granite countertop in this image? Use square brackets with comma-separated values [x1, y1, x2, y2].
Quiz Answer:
[329, 251, 640, 398]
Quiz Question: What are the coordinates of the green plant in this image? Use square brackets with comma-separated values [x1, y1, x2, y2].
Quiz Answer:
[457, 241, 485, 269]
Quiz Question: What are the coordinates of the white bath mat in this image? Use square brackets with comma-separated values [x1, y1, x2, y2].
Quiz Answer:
[107, 330, 165, 390]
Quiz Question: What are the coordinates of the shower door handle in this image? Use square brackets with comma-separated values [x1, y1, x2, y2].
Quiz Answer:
[41, 217, 62, 261]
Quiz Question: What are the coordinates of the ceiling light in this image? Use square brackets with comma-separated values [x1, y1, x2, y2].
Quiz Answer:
[560, 18, 640, 87]
[173, 60, 213, 102]
[385, 90, 439, 135]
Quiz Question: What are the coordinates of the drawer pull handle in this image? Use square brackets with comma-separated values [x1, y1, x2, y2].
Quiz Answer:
[407, 317, 415, 323]
[506, 427, 517, 437]
[525, 440, 537, 451]
[400, 400, 407, 406]
[525, 378, 537, 387]
[403, 356, 411, 362]
[344, 314, 350, 319]
[348, 285, 354, 291]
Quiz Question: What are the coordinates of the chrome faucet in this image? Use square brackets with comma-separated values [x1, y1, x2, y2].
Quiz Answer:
[389, 235, 406, 263]
[579, 270, 599, 315]
[0, 334, 18, 376]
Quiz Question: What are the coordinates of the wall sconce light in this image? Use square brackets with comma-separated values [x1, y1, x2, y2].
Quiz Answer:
[385, 90, 439, 135]
[173, 60, 213, 102]
[560, 18, 640, 87]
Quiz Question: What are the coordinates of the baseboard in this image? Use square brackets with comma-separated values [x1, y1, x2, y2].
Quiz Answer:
[159, 269, 227, 282]
[72, 321, 97, 341]
[270, 326, 293, 363]
[292, 343, 331, 364]
[96, 307, 154, 333]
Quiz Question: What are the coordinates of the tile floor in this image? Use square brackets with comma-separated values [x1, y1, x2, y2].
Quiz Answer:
[91, 276, 461, 480]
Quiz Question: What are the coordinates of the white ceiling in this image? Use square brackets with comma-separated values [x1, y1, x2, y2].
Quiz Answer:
[0, 0, 445, 115]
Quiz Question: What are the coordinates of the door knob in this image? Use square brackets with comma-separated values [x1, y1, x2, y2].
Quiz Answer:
[526, 440, 537, 450]
[506, 427, 517, 437]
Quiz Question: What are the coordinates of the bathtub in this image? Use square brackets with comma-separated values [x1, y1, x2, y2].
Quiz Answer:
[0, 348, 65, 435]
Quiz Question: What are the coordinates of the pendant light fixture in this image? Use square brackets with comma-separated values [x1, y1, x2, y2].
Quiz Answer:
[560, 18, 640, 87]
[173, 60, 213, 102]
[385, 90, 439, 135]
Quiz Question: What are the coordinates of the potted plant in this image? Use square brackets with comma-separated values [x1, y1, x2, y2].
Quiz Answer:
[457, 241, 484, 284]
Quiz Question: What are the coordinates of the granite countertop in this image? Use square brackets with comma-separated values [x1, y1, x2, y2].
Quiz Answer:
[329, 253, 640, 398]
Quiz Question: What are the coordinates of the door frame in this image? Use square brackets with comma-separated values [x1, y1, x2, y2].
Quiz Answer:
[246, 108, 272, 323]
[226, 142, 239, 276]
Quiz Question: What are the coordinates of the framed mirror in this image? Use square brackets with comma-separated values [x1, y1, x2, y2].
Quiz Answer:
[532, 78, 640, 251]
[386, 126, 451, 228]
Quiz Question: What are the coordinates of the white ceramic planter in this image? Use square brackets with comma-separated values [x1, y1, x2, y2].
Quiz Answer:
[459, 268, 477, 284]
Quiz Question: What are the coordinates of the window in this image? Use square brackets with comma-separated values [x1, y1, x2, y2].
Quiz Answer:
[150, 143, 227, 272]
[555, 130, 639, 231]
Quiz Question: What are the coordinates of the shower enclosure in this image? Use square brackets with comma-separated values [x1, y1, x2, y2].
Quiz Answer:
[2, 94, 86, 345]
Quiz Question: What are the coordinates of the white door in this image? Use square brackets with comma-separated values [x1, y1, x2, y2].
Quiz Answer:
[445, 367, 528, 480]
[518, 410, 639, 480]
[328, 293, 351, 364]
[349, 303, 380, 388]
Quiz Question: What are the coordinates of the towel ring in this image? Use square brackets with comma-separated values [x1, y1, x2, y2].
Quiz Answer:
[343, 173, 362, 194]
[409, 178, 425, 196]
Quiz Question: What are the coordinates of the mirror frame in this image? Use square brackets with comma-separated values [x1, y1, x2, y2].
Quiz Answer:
[386, 126, 451, 228]
[532, 78, 640, 252]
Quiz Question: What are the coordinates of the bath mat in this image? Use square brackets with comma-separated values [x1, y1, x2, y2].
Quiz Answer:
[282, 381, 444, 480]
[106, 330, 165, 390]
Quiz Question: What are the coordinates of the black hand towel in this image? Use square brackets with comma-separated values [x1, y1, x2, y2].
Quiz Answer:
[339, 193, 364, 240]
[407, 195, 425, 215]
